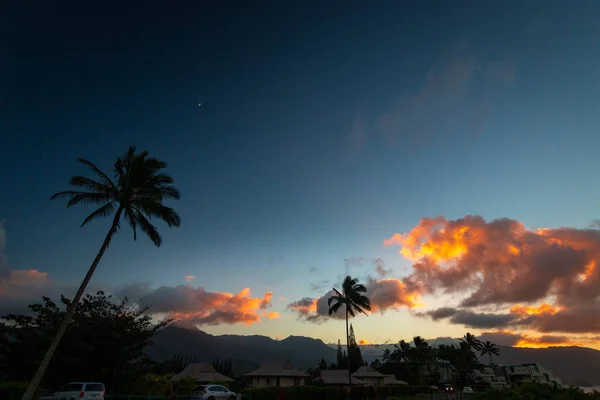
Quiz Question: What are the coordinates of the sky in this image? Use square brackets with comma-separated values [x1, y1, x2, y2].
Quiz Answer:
[2, 1, 600, 349]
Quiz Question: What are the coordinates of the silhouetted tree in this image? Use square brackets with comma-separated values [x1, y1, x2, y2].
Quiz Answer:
[347, 324, 364, 372]
[480, 341, 500, 365]
[328, 276, 371, 386]
[22, 147, 181, 400]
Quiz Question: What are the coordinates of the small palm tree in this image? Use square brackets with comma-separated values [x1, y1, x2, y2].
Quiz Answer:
[411, 336, 432, 384]
[393, 339, 414, 383]
[382, 349, 392, 364]
[328, 275, 371, 386]
[21, 146, 181, 400]
[480, 341, 500, 365]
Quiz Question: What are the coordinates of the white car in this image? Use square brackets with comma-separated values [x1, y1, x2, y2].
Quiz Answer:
[194, 384, 237, 400]
[463, 386, 474, 394]
[54, 382, 105, 400]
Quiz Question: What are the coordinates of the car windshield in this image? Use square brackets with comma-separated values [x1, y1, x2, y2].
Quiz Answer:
[85, 384, 104, 391]
[64, 384, 84, 391]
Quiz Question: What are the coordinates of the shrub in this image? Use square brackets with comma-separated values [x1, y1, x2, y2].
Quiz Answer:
[477, 383, 594, 400]
[0, 381, 39, 400]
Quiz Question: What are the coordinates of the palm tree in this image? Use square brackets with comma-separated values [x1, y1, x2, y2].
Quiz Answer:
[381, 349, 392, 364]
[393, 340, 414, 383]
[328, 275, 371, 386]
[463, 332, 482, 352]
[411, 336, 432, 384]
[21, 146, 181, 400]
[480, 341, 500, 365]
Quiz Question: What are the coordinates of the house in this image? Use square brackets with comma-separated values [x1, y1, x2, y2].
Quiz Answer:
[352, 366, 385, 387]
[245, 361, 309, 387]
[172, 363, 235, 383]
[321, 370, 365, 386]
[502, 363, 564, 388]
[473, 367, 509, 389]
[382, 375, 408, 386]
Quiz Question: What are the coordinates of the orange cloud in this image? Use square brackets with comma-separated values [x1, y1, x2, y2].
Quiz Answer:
[359, 339, 374, 345]
[385, 215, 600, 335]
[185, 275, 196, 282]
[510, 303, 562, 317]
[117, 284, 275, 326]
[266, 311, 281, 319]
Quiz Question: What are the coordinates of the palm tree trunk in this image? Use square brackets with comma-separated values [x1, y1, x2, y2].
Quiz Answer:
[489, 353, 492, 366]
[346, 303, 351, 387]
[21, 208, 123, 400]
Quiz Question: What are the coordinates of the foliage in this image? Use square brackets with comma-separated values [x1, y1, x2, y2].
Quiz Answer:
[242, 385, 342, 400]
[0, 382, 39, 400]
[212, 357, 234, 378]
[336, 340, 348, 369]
[347, 324, 364, 372]
[328, 275, 371, 385]
[51, 146, 182, 247]
[480, 341, 500, 365]
[477, 383, 594, 400]
[1, 291, 167, 392]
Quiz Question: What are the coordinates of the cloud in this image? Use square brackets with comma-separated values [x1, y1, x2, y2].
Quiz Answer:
[116, 284, 274, 326]
[266, 311, 281, 320]
[309, 280, 330, 293]
[308, 266, 318, 273]
[288, 277, 422, 323]
[384, 215, 600, 334]
[344, 256, 367, 275]
[0, 223, 59, 315]
[478, 329, 597, 348]
[373, 258, 392, 278]
[185, 275, 196, 282]
[351, 45, 515, 149]
[359, 339, 374, 345]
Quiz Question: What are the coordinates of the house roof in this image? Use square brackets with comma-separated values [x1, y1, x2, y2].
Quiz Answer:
[352, 366, 385, 378]
[245, 361, 309, 377]
[172, 363, 235, 382]
[382, 375, 408, 385]
[321, 370, 365, 385]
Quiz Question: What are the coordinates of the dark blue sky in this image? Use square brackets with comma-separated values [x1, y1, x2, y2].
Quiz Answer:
[2, 1, 600, 340]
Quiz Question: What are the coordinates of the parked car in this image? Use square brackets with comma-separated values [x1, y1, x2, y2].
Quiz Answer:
[54, 383, 105, 400]
[463, 386, 474, 394]
[444, 383, 454, 392]
[194, 384, 237, 400]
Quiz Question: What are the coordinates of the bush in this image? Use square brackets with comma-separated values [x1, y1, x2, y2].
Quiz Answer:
[174, 377, 196, 395]
[477, 383, 594, 400]
[242, 385, 340, 400]
[0, 381, 39, 400]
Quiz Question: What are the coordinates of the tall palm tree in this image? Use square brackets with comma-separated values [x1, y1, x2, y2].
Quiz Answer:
[328, 275, 371, 386]
[21, 146, 181, 400]
[480, 341, 500, 365]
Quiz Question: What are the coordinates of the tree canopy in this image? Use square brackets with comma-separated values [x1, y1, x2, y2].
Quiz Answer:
[1, 291, 167, 392]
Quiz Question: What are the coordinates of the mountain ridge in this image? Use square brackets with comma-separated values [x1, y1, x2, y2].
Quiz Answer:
[148, 326, 600, 386]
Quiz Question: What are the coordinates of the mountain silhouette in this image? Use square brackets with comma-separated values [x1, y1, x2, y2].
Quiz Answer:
[148, 327, 600, 386]
[148, 325, 336, 375]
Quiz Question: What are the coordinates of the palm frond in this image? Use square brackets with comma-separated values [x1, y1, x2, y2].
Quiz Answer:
[348, 300, 369, 316]
[133, 200, 181, 227]
[50, 191, 87, 201]
[328, 298, 344, 316]
[332, 287, 344, 297]
[66, 192, 113, 207]
[123, 208, 138, 241]
[81, 202, 117, 227]
[328, 295, 342, 307]
[134, 210, 162, 247]
[69, 176, 113, 193]
[346, 306, 356, 317]
[353, 283, 367, 293]
[77, 158, 117, 189]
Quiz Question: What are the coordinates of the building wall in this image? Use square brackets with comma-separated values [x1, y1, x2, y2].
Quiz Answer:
[356, 377, 383, 387]
[248, 376, 306, 387]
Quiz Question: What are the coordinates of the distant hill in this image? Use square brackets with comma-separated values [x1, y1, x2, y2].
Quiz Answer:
[148, 325, 336, 375]
[483, 345, 600, 387]
[149, 327, 600, 386]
